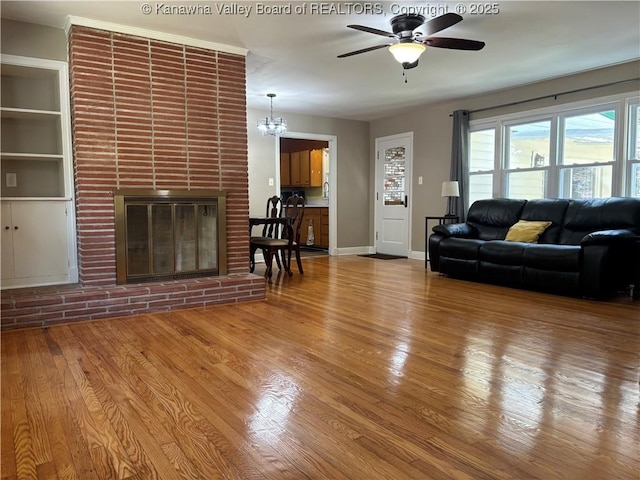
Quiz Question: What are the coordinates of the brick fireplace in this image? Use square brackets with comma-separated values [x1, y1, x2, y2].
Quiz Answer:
[0, 25, 265, 330]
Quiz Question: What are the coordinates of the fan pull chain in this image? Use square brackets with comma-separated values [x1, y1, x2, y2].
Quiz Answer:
[403, 68, 408, 84]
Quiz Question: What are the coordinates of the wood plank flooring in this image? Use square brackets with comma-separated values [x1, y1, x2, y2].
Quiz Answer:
[2, 255, 639, 479]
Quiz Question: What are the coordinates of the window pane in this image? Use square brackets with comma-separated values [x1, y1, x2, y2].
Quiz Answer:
[559, 166, 613, 199]
[630, 104, 640, 160]
[469, 174, 493, 206]
[562, 110, 615, 165]
[507, 121, 550, 168]
[470, 129, 495, 172]
[506, 170, 546, 199]
[632, 163, 640, 197]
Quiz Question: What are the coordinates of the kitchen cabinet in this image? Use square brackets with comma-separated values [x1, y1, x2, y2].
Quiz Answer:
[281, 149, 323, 187]
[300, 207, 329, 248]
[280, 153, 290, 186]
[1, 54, 77, 288]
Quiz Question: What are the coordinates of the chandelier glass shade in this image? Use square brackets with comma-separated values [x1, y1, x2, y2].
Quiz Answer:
[257, 93, 287, 136]
[388, 42, 426, 64]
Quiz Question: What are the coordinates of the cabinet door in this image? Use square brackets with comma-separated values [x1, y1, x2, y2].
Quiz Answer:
[320, 208, 329, 248]
[299, 150, 311, 186]
[310, 149, 323, 187]
[1, 203, 15, 279]
[280, 153, 291, 186]
[12, 201, 68, 278]
[290, 151, 301, 185]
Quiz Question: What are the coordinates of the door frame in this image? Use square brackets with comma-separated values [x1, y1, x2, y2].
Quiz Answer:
[275, 132, 338, 255]
[374, 132, 414, 257]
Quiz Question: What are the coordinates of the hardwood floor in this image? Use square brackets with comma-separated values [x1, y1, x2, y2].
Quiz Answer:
[2, 256, 639, 479]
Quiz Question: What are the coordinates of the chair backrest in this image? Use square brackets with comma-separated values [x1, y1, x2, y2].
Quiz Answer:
[282, 195, 305, 244]
[262, 195, 283, 238]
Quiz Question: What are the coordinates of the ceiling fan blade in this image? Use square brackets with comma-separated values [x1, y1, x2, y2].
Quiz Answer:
[424, 37, 486, 51]
[422, 12, 463, 35]
[337, 44, 391, 58]
[347, 24, 396, 38]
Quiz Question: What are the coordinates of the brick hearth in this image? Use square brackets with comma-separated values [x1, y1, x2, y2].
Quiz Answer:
[1, 25, 265, 330]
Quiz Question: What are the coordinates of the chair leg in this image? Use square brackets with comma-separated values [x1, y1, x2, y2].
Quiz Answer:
[294, 246, 304, 274]
[263, 248, 273, 277]
[249, 244, 257, 273]
[285, 248, 293, 276]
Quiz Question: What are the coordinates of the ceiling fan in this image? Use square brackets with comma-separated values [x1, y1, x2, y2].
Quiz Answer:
[337, 12, 485, 70]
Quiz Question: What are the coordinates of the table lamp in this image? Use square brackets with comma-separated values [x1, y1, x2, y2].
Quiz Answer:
[441, 181, 460, 217]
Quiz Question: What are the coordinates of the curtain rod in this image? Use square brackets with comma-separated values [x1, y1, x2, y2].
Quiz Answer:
[450, 77, 640, 117]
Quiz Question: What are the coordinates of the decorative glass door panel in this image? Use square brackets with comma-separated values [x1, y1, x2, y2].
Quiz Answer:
[384, 146, 406, 206]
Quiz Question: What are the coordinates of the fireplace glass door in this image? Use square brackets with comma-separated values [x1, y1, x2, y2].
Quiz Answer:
[124, 201, 219, 282]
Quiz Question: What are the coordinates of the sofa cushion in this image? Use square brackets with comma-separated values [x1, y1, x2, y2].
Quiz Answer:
[440, 237, 485, 260]
[505, 220, 552, 243]
[522, 244, 582, 271]
[466, 198, 527, 240]
[559, 197, 640, 245]
[479, 240, 527, 265]
[519, 198, 570, 243]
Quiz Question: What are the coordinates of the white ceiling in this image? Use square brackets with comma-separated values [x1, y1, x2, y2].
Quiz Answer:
[2, 1, 639, 121]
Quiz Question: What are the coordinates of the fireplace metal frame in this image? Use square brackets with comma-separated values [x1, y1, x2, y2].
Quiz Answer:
[114, 189, 227, 285]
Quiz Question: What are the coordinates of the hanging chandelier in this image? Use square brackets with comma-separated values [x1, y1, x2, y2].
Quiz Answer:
[257, 93, 287, 136]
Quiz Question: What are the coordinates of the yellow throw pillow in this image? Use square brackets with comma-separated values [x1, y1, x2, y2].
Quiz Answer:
[505, 220, 552, 243]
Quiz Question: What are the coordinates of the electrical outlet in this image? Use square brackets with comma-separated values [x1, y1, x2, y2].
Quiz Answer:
[6, 173, 17, 188]
[268, 177, 274, 186]
[418, 176, 423, 185]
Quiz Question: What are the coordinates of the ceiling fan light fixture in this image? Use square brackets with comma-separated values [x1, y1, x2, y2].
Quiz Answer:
[389, 42, 426, 64]
[257, 93, 287, 136]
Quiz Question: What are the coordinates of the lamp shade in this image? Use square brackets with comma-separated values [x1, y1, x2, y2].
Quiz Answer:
[441, 181, 460, 197]
[388, 43, 426, 64]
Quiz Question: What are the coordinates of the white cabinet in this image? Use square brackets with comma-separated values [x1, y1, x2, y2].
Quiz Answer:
[2, 201, 70, 286]
[1, 54, 77, 288]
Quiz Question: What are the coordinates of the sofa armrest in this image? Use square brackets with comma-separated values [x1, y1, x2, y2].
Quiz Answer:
[581, 229, 636, 246]
[432, 223, 478, 238]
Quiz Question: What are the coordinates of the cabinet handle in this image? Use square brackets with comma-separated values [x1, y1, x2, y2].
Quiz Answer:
[14, 226, 18, 230]
[4, 226, 9, 230]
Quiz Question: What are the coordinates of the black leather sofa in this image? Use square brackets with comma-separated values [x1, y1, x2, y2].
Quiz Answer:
[428, 197, 640, 298]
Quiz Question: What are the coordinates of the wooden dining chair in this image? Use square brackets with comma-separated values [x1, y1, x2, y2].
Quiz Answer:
[283, 195, 306, 275]
[250, 195, 305, 278]
[249, 196, 283, 273]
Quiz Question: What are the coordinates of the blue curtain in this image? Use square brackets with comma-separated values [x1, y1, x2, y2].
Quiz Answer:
[450, 110, 469, 221]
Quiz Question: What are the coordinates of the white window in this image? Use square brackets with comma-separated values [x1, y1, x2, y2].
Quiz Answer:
[558, 107, 616, 199]
[504, 119, 551, 199]
[469, 128, 496, 205]
[467, 94, 638, 206]
[627, 100, 640, 197]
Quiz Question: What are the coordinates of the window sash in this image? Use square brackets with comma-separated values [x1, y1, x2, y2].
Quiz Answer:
[467, 94, 638, 204]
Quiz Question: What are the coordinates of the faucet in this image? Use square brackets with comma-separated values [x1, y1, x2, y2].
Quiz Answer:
[322, 181, 329, 199]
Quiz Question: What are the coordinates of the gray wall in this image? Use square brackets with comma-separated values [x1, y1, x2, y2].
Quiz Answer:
[1, 19, 67, 60]
[370, 60, 640, 256]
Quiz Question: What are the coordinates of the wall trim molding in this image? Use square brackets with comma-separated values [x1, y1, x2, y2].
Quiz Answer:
[65, 15, 248, 56]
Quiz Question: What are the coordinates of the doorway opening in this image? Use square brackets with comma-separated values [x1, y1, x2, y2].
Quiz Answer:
[277, 133, 337, 256]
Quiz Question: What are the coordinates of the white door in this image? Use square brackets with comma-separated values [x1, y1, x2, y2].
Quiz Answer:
[375, 133, 412, 257]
